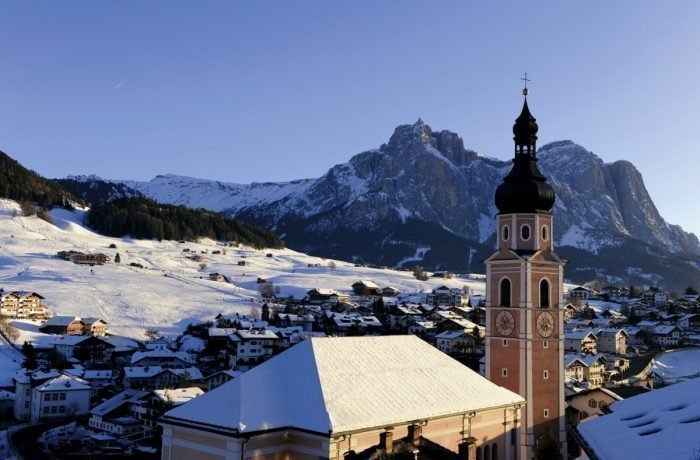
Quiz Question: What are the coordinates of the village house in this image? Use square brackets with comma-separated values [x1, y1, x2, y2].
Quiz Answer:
[426, 285, 467, 307]
[622, 326, 646, 348]
[677, 313, 700, 332]
[351, 280, 380, 296]
[13, 369, 62, 421]
[600, 286, 621, 298]
[81, 317, 108, 336]
[122, 366, 204, 390]
[51, 335, 116, 363]
[565, 354, 606, 389]
[145, 336, 174, 351]
[30, 373, 91, 423]
[650, 325, 682, 347]
[435, 330, 477, 355]
[381, 286, 400, 296]
[68, 252, 111, 265]
[564, 330, 598, 353]
[275, 313, 315, 331]
[159, 336, 525, 460]
[306, 288, 349, 304]
[130, 349, 192, 369]
[141, 387, 203, 432]
[406, 319, 437, 336]
[41, 316, 85, 335]
[595, 329, 628, 355]
[229, 329, 278, 371]
[0, 291, 48, 318]
[204, 370, 241, 392]
[569, 286, 595, 301]
[565, 387, 623, 432]
[89, 389, 149, 437]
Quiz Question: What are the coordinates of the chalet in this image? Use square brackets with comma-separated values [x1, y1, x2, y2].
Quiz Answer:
[51, 335, 116, 363]
[406, 319, 437, 336]
[204, 369, 241, 392]
[324, 313, 382, 337]
[351, 280, 380, 296]
[69, 253, 111, 265]
[564, 331, 598, 354]
[569, 286, 595, 300]
[0, 291, 48, 319]
[599, 309, 626, 325]
[81, 317, 108, 336]
[621, 326, 646, 348]
[130, 350, 192, 369]
[677, 313, 700, 332]
[435, 330, 477, 355]
[565, 387, 622, 432]
[650, 325, 682, 347]
[636, 320, 659, 332]
[229, 329, 278, 371]
[30, 374, 91, 423]
[427, 285, 467, 307]
[141, 387, 203, 431]
[600, 286, 621, 298]
[159, 336, 525, 460]
[276, 313, 315, 332]
[122, 366, 204, 390]
[41, 316, 85, 335]
[306, 288, 349, 305]
[563, 303, 577, 319]
[595, 329, 628, 356]
[388, 304, 422, 330]
[381, 286, 400, 297]
[145, 336, 174, 351]
[565, 354, 606, 388]
[89, 389, 149, 436]
[82, 369, 116, 392]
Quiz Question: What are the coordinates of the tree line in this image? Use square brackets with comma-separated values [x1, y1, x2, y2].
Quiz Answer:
[87, 197, 284, 248]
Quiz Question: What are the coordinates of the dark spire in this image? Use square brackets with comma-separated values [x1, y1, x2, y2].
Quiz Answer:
[495, 82, 555, 214]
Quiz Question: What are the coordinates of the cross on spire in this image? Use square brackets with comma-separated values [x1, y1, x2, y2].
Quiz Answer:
[521, 72, 531, 96]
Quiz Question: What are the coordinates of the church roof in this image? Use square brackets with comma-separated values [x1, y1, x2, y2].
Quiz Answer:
[162, 336, 523, 435]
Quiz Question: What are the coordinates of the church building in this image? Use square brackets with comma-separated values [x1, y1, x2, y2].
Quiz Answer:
[485, 84, 567, 459]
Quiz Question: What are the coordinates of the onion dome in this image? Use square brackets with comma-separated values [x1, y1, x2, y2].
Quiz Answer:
[495, 93, 556, 214]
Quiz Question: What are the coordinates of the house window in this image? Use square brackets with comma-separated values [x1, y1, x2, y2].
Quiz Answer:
[543, 370, 549, 379]
[491, 443, 498, 460]
[502, 368, 508, 377]
[502, 225, 510, 242]
[544, 409, 549, 418]
[43, 407, 50, 414]
[51, 406, 58, 414]
[59, 406, 65, 413]
[589, 399, 597, 408]
[52, 393, 59, 401]
[44, 394, 51, 401]
[521, 224, 531, 241]
[542, 225, 549, 241]
[540, 279, 550, 308]
[60, 393, 66, 400]
[500, 278, 512, 307]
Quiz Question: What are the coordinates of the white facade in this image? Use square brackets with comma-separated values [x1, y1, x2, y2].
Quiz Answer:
[30, 374, 91, 423]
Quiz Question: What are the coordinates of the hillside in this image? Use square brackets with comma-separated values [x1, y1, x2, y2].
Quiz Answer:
[0, 150, 81, 209]
[103, 121, 700, 291]
[87, 197, 284, 248]
[0, 198, 485, 339]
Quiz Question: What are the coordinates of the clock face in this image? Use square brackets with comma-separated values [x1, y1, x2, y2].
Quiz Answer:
[495, 310, 515, 336]
[537, 312, 555, 338]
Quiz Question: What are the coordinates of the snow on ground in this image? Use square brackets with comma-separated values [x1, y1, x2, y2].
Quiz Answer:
[0, 331, 23, 387]
[650, 348, 700, 383]
[0, 199, 485, 340]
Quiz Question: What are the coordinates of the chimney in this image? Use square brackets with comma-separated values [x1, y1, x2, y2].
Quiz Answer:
[380, 431, 393, 453]
[458, 437, 477, 460]
[407, 424, 422, 446]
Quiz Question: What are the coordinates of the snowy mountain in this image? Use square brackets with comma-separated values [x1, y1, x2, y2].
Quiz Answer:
[83, 120, 700, 290]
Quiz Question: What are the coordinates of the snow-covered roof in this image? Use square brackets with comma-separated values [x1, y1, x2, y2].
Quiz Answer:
[577, 377, 700, 459]
[236, 329, 278, 340]
[44, 316, 82, 326]
[130, 349, 191, 365]
[564, 330, 597, 340]
[35, 374, 90, 392]
[651, 325, 680, 335]
[90, 389, 149, 416]
[83, 370, 114, 380]
[565, 354, 605, 368]
[163, 336, 524, 435]
[152, 387, 204, 405]
[435, 330, 467, 340]
[51, 335, 91, 346]
[353, 280, 379, 288]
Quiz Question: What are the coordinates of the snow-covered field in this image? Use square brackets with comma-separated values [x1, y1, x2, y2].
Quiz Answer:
[0, 331, 23, 387]
[0, 199, 486, 340]
[650, 348, 700, 383]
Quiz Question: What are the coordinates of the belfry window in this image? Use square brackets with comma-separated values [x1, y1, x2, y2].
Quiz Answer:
[500, 278, 511, 307]
[521, 224, 530, 240]
[540, 279, 550, 308]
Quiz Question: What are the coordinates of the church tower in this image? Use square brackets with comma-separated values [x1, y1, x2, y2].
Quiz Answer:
[485, 83, 566, 459]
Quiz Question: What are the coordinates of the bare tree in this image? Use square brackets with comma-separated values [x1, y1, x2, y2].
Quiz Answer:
[328, 261, 337, 272]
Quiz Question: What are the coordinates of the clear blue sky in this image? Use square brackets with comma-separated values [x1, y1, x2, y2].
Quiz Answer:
[1, 2, 699, 235]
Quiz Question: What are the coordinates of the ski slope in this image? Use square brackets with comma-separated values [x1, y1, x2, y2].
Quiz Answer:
[0, 199, 485, 339]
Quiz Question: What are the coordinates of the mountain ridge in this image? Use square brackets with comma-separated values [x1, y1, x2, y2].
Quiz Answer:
[63, 120, 700, 290]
